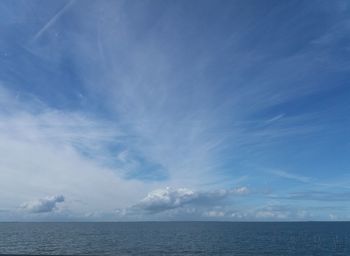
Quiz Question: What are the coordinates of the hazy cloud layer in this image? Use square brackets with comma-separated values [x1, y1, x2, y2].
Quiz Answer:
[0, 86, 152, 218]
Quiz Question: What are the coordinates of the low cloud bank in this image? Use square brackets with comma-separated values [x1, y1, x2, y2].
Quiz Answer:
[134, 187, 248, 213]
[21, 195, 65, 213]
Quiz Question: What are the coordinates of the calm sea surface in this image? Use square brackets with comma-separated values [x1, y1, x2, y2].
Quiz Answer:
[0, 222, 349, 255]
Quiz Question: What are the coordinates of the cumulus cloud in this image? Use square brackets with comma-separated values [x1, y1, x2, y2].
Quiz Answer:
[204, 210, 226, 218]
[21, 195, 65, 213]
[134, 187, 249, 213]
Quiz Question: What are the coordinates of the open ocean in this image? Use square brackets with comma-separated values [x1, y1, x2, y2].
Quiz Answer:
[0, 222, 349, 255]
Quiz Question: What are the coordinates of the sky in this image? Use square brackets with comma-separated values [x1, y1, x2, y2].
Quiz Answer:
[0, 0, 349, 221]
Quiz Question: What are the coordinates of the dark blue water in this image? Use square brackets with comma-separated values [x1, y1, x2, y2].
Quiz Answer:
[0, 222, 349, 255]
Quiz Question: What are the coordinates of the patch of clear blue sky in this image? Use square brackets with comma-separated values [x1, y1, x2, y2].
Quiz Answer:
[0, 0, 349, 212]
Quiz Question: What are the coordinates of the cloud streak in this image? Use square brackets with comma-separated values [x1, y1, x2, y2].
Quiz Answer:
[31, 0, 75, 42]
[280, 191, 350, 202]
[268, 169, 311, 183]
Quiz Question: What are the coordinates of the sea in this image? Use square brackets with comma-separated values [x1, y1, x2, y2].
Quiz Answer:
[0, 222, 349, 255]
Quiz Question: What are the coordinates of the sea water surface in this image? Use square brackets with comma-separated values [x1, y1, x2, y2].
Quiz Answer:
[0, 222, 349, 255]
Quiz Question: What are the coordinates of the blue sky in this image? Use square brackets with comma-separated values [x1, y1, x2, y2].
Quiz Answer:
[0, 0, 349, 221]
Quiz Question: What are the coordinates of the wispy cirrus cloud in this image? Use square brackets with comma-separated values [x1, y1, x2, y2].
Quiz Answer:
[280, 191, 350, 202]
[268, 169, 311, 183]
[0, 0, 349, 221]
[28, 0, 342, 191]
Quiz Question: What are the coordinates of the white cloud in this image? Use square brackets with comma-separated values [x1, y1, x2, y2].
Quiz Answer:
[134, 187, 249, 213]
[0, 86, 153, 219]
[204, 210, 226, 217]
[234, 187, 249, 194]
[329, 213, 338, 220]
[1, 0, 347, 220]
[21, 195, 65, 213]
[255, 210, 287, 219]
[135, 187, 196, 212]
